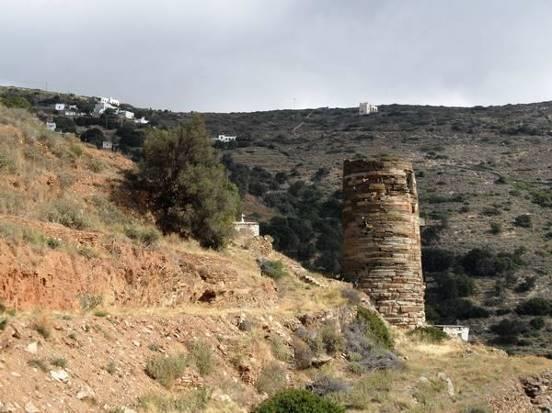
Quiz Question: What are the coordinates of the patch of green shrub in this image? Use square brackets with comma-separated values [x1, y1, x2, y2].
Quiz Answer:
[356, 306, 393, 349]
[145, 353, 187, 388]
[189, 341, 214, 376]
[514, 214, 532, 228]
[516, 297, 552, 316]
[45, 199, 90, 230]
[138, 388, 210, 413]
[408, 326, 448, 343]
[260, 259, 288, 280]
[253, 389, 345, 413]
[124, 224, 161, 246]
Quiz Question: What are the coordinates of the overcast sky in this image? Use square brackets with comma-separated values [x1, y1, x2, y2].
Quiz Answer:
[1, 0, 551, 112]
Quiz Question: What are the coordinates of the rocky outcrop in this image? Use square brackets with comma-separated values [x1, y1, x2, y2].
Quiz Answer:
[521, 370, 552, 412]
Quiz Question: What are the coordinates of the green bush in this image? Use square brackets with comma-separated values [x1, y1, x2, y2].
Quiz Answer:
[260, 259, 288, 280]
[124, 224, 161, 246]
[408, 326, 448, 343]
[514, 214, 532, 228]
[516, 297, 552, 316]
[145, 354, 187, 388]
[45, 199, 90, 230]
[253, 389, 345, 413]
[356, 306, 393, 350]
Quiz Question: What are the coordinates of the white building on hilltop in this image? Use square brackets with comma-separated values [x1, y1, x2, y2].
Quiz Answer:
[118, 110, 135, 120]
[215, 134, 237, 143]
[46, 122, 56, 131]
[99, 97, 120, 106]
[54, 103, 65, 111]
[93, 101, 116, 116]
[359, 102, 378, 115]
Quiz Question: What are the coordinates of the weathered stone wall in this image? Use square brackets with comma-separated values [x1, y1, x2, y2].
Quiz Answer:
[342, 158, 425, 328]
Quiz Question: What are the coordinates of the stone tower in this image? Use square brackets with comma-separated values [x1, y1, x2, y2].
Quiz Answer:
[342, 158, 425, 328]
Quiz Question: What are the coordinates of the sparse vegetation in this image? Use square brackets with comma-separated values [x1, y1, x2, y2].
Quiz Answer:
[260, 259, 288, 280]
[189, 341, 214, 376]
[138, 389, 210, 413]
[256, 362, 288, 395]
[408, 326, 448, 343]
[253, 389, 345, 413]
[145, 353, 187, 388]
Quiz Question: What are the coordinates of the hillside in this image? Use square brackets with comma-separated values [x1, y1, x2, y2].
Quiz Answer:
[1, 85, 552, 357]
[1, 103, 552, 412]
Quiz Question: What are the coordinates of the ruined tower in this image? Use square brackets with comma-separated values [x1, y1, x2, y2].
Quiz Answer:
[342, 158, 425, 328]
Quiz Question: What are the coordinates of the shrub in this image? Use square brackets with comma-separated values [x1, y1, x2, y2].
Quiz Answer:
[189, 341, 214, 376]
[270, 337, 292, 362]
[292, 337, 313, 370]
[79, 294, 103, 311]
[490, 222, 502, 234]
[0, 317, 8, 331]
[514, 214, 532, 228]
[138, 115, 240, 249]
[256, 363, 288, 395]
[516, 297, 552, 316]
[340, 288, 361, 305]
[408, 326, 448, 343]
[50, 357, 67, 368]
[422, 248, 455, 272]
[45, 199, 90, 230]
[260, 259, 287, 280]
[356, 306, 393, 350]
[32, 317, 52, 339]
[145, 353, 187, 388]
[27, 359, 49, 372]
[530, 317, 545, 330]
[124, 224, 161, 246]
[319, 323, 344, 355]
[138, 388, 210, 413]
[253, 389, 345, 413]
[307, 375, 351, 396]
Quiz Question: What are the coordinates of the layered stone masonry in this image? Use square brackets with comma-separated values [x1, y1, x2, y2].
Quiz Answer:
[342, 158, 425, 328]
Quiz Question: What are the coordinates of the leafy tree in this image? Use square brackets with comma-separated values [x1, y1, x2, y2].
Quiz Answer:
[138, 115, 240, 248]
[80, 128, 105, 147]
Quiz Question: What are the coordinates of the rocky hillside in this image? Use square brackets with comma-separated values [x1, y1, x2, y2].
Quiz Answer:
[1, 86, 551, 354]
[0, 103, 552, 412]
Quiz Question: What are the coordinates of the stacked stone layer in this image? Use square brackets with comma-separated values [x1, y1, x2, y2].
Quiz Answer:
[342, 158, 425, 328]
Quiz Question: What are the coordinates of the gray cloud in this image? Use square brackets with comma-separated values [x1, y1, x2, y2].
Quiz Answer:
[1, 0, 551, 111]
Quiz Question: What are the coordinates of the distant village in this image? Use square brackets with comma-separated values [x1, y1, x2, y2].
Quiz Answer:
[45, 96, 149, 133]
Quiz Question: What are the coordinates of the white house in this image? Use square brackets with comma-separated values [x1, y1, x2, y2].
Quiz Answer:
[99, 97, 120, 106]
[93, 101, 117, 116]
[359, 102, 378, 115]
[118, 110, 135, 120]
[54, 103, 65, 111]
[216, 134, 237, 143]
[64, 111, 77, 117]
[435, 325, 470, 342]
[233, 214, 260, 237]
[102, 141, 113, 150]
[68, 104, 78, 111]
[46, 122, 56, 131]
[134, 116, 149, 125]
